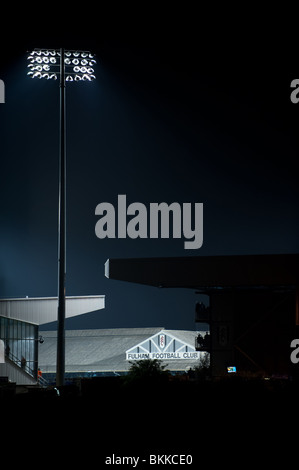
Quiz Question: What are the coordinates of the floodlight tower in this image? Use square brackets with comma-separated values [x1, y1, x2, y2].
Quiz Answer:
[27, 48, 96, 387]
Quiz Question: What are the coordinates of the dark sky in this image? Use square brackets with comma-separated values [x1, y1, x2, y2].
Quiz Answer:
[0, 10, 298, 330]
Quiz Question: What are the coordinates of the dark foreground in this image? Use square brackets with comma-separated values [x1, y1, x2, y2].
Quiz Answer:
[3, 376, 298, 467]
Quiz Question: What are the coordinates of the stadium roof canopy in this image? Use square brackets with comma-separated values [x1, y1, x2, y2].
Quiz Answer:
[105, 254, 299, 290]
[39, 328, 207, 374]
[0, 295, 105, 325]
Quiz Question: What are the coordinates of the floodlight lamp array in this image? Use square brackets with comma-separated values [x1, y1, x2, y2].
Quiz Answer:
[27, 49, 96, 81]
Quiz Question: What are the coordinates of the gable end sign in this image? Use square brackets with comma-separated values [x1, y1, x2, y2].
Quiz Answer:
[126, 331, 202, 361]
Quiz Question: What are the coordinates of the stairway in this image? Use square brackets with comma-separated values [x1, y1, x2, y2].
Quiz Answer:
[1, 351, 47, 387]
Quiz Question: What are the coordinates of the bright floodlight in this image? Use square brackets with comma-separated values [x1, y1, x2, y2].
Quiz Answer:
[27, 49, 96, 81]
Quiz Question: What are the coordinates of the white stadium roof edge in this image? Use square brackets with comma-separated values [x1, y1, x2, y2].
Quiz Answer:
[0, 295, 105, 325]
[38, 327, 208, 374]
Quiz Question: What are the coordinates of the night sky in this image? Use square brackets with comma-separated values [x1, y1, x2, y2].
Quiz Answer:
[0, 11, 298, 331]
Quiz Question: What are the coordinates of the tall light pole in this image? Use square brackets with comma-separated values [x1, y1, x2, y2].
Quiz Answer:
[27, 48, 96, 387]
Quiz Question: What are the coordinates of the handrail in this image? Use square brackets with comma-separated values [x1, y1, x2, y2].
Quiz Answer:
[5, 349, 49, 387]
[5, 350, 35, 378]
[37, 375, 48, 387]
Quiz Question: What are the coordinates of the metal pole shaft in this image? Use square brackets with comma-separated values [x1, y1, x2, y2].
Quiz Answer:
[56, 47, 66, 387]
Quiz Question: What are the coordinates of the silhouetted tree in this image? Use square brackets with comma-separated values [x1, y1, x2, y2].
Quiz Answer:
[125, 359, 169, 385]
[193, 352, 210, 380]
